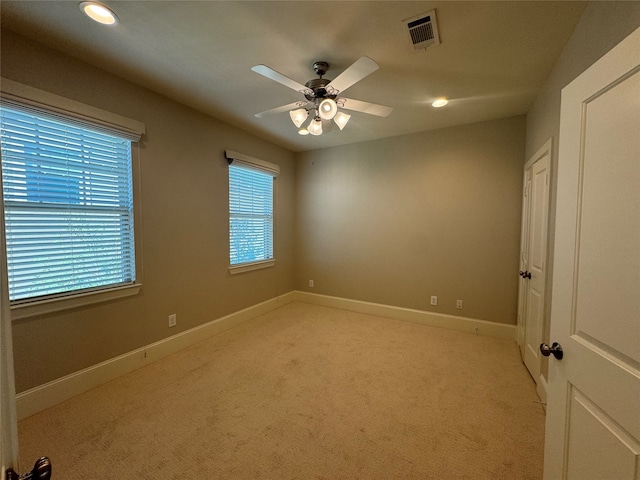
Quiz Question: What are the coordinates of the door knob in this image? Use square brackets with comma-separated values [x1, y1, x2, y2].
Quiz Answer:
[519, 270, 532, 279]
[540, 342, 563, 360]
[5, 457, 51, 480]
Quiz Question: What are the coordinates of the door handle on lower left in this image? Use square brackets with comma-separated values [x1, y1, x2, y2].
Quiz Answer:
[5, 457, 51, 480]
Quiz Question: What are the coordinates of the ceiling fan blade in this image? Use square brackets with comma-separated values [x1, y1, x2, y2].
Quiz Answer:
[326, 57, 379, 95]
[252, 65, 313, 96]
[255, 101, 312, 118]
[338, 98, 393, 117]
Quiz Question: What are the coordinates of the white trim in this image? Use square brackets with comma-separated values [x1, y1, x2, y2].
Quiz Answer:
[10, 284, 142, 321]
[295, 291, 516, 340]
[225, 150, 280, 176]
[0, 167, 19, 473]
[229, 259, 275, 275]
[16, 291, 296, 420]
[0, 78, 145, 140]
[525, 138, 553, 171]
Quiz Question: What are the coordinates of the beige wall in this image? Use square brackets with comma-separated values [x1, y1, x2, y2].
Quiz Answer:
[1, 30, 296, 392]
[525, 2, 640, 380]
[294, 116, 526, 325]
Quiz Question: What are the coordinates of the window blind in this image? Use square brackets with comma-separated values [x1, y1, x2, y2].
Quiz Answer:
[229, 163, 275, 266]
[0, 104, 136, 302]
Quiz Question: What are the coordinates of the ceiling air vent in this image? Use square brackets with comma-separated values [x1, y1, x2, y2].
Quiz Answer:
[402, 10, 440, 51]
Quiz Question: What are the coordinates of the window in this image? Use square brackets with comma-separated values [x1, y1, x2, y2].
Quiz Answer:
[0, 80, 144, 316]
[226, 150, 279, 274]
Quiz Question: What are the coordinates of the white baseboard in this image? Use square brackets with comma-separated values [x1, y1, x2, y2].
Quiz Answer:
[295, 291, 516, 340]
[16, 291, 296, 420]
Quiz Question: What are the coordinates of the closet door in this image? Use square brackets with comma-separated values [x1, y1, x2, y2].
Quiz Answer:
[518, 140, 551, 389]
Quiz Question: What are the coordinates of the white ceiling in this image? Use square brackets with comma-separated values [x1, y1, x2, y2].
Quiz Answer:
[1, 1, 587, 152]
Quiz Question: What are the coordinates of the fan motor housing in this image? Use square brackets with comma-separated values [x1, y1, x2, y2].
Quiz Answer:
[304, 78, 336, 101]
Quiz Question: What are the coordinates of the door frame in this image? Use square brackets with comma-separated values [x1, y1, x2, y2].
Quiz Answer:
[1, 165, 19, 476]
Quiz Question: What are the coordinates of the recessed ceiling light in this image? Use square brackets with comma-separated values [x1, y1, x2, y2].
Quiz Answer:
[432, 98, 449, 108]
[79, 2, 118, 25]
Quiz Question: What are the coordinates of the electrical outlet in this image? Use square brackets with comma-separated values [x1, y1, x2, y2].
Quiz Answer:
[168, 314, 177, 327]
[309, 280, 314, 288]
[430, 295, 438, 306]
[456, 300, 463, 309]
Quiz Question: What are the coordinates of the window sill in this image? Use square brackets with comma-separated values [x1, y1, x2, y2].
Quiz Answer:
[10, 283, 142, 321]
[229, 259, 275, 275]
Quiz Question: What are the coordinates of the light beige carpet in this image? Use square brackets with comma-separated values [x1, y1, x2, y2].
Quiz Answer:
[18, 302, 545, 479]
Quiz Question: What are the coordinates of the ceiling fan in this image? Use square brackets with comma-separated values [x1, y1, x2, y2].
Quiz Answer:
[251, 57, 393, 136]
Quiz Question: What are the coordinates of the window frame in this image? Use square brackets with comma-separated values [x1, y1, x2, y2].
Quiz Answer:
[226, 150, 279, 275]
[0, 78, 145, 320]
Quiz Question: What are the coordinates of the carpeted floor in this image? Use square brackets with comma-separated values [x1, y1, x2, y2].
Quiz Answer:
[18, 302, 545, 479]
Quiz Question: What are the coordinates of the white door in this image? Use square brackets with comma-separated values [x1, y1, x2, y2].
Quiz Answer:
[543, 26, 640, 479]
[518, 140, 551, 388]
[1, 165, 19, 477]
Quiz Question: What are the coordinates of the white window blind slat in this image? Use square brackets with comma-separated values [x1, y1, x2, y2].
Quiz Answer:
[0, 103, 136, 302]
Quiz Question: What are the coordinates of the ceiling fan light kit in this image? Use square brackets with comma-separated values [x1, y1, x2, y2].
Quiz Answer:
[252, 56, 392, 137]
[289, 108, 308, 128]
[333, 111, 351, 130]
[307, 117, 323, 136]
[319, 98, 338, 120]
